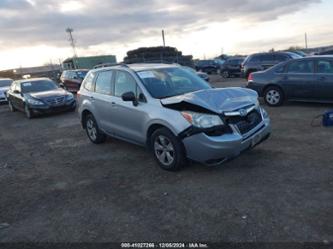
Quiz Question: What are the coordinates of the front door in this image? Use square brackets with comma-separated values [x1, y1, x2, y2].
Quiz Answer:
[109, 70, 147, 144]
[315, 59, 333, 101]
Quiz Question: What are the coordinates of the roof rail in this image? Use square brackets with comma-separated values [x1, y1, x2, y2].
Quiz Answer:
[93, 63, 129, 69]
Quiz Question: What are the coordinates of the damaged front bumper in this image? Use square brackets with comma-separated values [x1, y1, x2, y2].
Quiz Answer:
[181, 115, 271, 166]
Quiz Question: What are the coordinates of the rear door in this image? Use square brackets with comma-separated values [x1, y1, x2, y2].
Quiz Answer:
[89, 70, 114, 132]
[283, 59, 316, 99]
[315, 59, 333, 101]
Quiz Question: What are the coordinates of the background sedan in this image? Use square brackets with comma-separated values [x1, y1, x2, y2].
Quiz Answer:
[247, 56, 333, 106]
[7, 78, 76, 118]
[0, 78, 13, 103]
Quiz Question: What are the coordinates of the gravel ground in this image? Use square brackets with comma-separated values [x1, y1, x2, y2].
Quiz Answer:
[0, 76, 332, 242]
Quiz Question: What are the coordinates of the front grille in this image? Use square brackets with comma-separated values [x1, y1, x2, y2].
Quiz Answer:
[46, 96, 65, 106]
[226, 110, 262, 135]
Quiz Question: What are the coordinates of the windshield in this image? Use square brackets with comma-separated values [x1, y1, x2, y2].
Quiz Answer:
[21, 80, 58, 93]
[137, 67, 211, 99]
[0, 80, 12, 87]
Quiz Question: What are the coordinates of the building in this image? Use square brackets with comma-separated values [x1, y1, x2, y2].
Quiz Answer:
[62, 55, 117, 70]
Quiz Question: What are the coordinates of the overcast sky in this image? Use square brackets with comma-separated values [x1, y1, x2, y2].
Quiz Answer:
[0, 0, 332, 70]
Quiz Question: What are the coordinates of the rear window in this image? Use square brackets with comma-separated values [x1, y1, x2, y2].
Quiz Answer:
[83, 72, 95, 91]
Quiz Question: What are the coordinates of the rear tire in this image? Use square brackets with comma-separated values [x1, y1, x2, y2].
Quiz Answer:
[222, 70, 229, 78]
[85, 114, 106, 144]
[264, 86, 284, 107]
[151, 128, 185, 171]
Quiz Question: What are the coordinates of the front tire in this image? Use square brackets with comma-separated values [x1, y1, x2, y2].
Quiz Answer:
[151, 128, 185, 171]
[264, 86, 284, 106]
[85, 114, 106, 144]
[8, 100, 16, 112]
[24, 105, 33, 119]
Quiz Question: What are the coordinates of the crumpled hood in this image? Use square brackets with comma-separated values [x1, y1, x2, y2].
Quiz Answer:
[0, 86, 10, 92]
[161, 87, 258, 114]
[26, 88, 68, 99]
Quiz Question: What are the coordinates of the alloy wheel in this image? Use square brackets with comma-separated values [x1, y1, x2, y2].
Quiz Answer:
[154, 135, 175, 166]
[266, 90, 281, 105]
[86, 118, 97, 141]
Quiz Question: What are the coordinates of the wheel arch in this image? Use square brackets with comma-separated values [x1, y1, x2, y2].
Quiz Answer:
[262, 84, 285, 97]
[81, 109, 92, 128]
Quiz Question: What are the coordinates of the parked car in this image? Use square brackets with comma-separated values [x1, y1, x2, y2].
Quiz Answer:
[195, 60, 221, 74]
[7, 78, 76, 118]
[60, 69, 89, 92]
[183, 66, 210, 82]
[77, 63, 271, 171]
[247, 56, 333, 106]
[241, 52, 302, 78]
[220, 57, 245, 78]
[0, 78, 13, 103]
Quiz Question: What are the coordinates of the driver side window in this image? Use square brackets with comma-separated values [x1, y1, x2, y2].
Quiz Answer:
[114, 71, 137, 97]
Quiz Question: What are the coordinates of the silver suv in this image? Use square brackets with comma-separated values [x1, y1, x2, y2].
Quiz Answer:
[77, 64, 271, 171]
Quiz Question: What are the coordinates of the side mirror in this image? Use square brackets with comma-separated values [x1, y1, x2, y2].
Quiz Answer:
[59, 83, 65, 89]
[121, 91, 138, 106]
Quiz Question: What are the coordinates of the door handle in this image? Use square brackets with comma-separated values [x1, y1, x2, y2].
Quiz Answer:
[283, 76, 288, 80]
[319, 76, 326, 81]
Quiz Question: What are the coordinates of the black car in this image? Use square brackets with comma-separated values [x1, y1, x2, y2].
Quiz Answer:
[195, 60, 221, 74]
[7, 78, 76, 118]
[220, 57, 245, 78]
[241, 52, 301, 78]
[247, 56, 333, 106]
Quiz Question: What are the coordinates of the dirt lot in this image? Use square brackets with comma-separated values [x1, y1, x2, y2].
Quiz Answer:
[0, 76, 332, 242]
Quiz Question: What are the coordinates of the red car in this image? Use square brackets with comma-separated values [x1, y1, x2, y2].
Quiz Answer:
[60, 70, 89, 93]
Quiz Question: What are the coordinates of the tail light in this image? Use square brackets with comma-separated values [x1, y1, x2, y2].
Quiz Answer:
[248, 73, 253, 82]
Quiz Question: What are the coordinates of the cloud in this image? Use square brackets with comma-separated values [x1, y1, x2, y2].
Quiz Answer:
[0, 0, 322, 49]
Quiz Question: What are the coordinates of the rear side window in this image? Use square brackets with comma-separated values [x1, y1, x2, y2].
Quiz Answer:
[83, 72, 95, 91]
[275, 54, 289, 62]
[114, 71, 137, 97]
[317, 60, 333, 74]
[287, 60, 314, 73]
[261, 54, 274, 62]
[95, 71, 113, 95]
[249, 55, 261, 63]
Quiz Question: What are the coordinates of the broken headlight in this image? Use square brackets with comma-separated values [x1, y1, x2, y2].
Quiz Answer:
[181, 111, 224, 129]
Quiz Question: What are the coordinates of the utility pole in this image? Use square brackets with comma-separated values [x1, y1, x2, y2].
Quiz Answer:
[162, 30, 166, 47]
[305, 33, 308, 49]
[66, 27, 78, 58]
